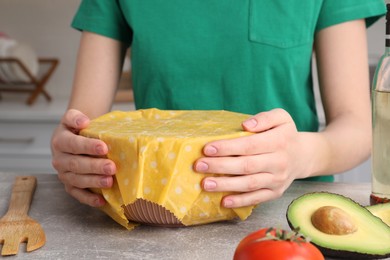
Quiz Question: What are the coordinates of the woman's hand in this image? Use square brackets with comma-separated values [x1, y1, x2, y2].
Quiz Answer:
[194, 109, 309, 208]
[51, 109, 116, 207]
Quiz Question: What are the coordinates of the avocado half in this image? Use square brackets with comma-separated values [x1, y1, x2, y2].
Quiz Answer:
[367, 203, 390, 226]
[286, 192, 390, 259]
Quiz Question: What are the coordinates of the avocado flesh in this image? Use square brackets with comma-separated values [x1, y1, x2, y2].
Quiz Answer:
[287, 192, 390, 259]
[367, 203, 390, 226]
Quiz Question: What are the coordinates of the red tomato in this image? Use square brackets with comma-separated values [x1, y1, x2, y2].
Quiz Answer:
[233, 228, 324, 260]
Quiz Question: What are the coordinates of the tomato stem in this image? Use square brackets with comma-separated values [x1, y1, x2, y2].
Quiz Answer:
[254, 227, 310, 244]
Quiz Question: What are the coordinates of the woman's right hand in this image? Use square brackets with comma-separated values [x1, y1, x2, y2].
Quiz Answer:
[51, 109, 116, 207]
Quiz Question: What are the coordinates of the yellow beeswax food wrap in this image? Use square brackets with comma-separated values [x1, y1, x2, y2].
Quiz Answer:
[80, 108, 256, 230]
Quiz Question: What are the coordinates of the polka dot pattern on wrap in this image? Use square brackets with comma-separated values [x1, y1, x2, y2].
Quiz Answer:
[80, 108, 255, 228]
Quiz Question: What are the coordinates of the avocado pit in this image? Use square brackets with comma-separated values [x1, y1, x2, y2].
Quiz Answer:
[311, 206, 357, 235]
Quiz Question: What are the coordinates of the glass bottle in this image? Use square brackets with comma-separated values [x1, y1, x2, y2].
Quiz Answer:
[371, 4, 390, 205]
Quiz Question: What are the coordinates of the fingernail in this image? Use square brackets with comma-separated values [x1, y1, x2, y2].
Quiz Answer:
[243, 118, 257, 129]
[204, 146, 217, 155]
[223, 199, 234, 208]
[96, 145, 105, 155]
[204, 180, 217, 190]
[103, 163, 113, 175]
[93, 197, 106, 207]
[100, 176, 111, 187]
[75, 116, 88, 127]
[196, 162, 209, 172]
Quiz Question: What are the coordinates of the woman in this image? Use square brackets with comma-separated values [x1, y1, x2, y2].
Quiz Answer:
[51, 0, 386, 208]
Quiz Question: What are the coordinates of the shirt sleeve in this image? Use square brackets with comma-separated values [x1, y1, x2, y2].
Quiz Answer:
[71, 0, 132, 46]
[316, 0, 386, 32]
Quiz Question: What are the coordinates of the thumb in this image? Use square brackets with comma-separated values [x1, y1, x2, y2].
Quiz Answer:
[62, 109, 90, 131]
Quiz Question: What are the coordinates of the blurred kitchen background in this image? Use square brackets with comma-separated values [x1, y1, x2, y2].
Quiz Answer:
[0, 0, 386, 182]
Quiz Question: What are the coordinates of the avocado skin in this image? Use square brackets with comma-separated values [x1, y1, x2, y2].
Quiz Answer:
[286, 192, 390, 260]
[307, 244, 390, 260]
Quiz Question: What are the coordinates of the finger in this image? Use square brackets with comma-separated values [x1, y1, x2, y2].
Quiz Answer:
[64, 184, 106, 207]
[202, 129, 287, 157]
[194, 153, 284, 175]
[53, 153, 116, 175]
[203, 110, 296, 157]
[52, 109, 107, 157]
[52, 128, 108, 156]
[59, 171, 114, 190]
[62, 109, 90, 131]
[242, 108, 294, 133]
[221, 188, 281, 208]
[201, 173, 274, 193]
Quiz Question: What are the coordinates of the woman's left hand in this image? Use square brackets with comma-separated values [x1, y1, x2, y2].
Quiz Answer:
[194, 108, 308, 208]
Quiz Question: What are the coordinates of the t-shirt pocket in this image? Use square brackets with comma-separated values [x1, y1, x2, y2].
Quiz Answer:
[249, 0, 316, 48]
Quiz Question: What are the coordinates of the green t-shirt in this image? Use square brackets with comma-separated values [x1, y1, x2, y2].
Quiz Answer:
[72, 0, 385, 182]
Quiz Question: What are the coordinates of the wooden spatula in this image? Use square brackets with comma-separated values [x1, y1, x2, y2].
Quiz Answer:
[0, 176, 46, 255]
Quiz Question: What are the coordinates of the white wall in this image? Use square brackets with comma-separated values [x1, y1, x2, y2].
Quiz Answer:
[368, 15, 386, 63]
[0, 0, 81, 97]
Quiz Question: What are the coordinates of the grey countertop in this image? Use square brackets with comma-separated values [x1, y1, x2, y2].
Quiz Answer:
[0, 172, 384, 260]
